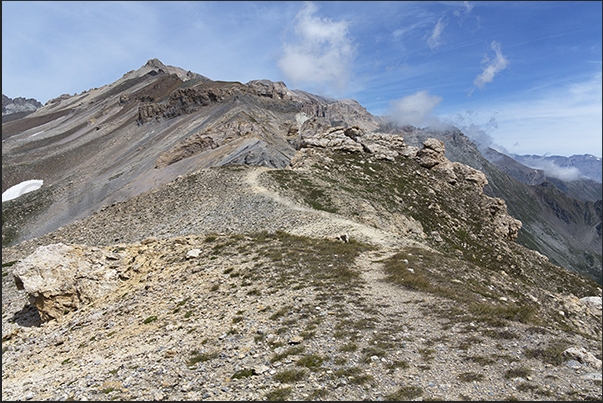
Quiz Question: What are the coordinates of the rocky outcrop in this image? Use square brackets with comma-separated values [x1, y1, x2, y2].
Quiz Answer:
[293, 129, 522, 242]
[414, 138, 521, 241]
[416, 138, 447, 168]
[300, 99, 381, 132]
[2, 94, 43, 116]
[12, 243, 123, 322]
[485, 197, 523, 240]
[300, 126, 364, 153]
[246, 79, 297, 100]
[137, 82, 251, 124]
[297, 125, 410, 160]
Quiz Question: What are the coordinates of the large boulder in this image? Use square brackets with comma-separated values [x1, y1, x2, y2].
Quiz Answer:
[12, 243, 120, 322]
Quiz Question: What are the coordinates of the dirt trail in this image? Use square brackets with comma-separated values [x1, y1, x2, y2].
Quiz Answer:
[355, 249, 439, 316]
[245, 166, 416, 248]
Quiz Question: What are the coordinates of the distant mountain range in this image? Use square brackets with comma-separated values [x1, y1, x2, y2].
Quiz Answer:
[510, 153, 602, 183]
[482, 148, 602, 203]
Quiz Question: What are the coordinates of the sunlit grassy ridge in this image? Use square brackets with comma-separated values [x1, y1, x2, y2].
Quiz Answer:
[266, 149, 601, 333]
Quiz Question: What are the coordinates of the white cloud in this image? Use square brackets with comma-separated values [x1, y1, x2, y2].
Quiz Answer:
[386, 90, 443, 127]
[277, 2, 356, 94]
[427, 17, 447, 50]
[447, 71, 602, 157]
[473, 41, 509, 90]
[518, 159, 583, 181]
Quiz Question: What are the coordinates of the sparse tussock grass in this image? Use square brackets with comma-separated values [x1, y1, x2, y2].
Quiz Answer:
[334, 366, 363, 377]
[339, 342, 358, 352]
[269, 346, 305, 363]
[504, 367, 532, 379]
[264, 386, 292, 401]
[457, 371, 485, 382]
[232, 368, 255, 379]
[269, 306, 291, 320]
[309, 388, 329, 399]
[385, 385, 423, 400]
[296, 354, 324, 370]
[523, 340, 570, 366]
[350, 373, 375, 385]
[361, 347, 386, 363]
[463, 354, 495, 365]
[188, 351, 218, 366]
[273, 368, 307, 383]
[386, 359, 410, 370]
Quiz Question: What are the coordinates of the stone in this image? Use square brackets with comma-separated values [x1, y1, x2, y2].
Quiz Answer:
[453, 162, 488, 188]
[288, 336, 304, 344]
[416, 138, 446, 168]
[562, 347, 602, 370]
[12, 243, 119, 322]
[580, 296, 602, 311]
[423, 138, 445, 153]
[186, 249, 202, 259]
[416, 147, 445, 168]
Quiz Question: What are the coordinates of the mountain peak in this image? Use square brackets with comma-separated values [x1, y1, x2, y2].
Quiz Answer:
[144, 58, 167, 69]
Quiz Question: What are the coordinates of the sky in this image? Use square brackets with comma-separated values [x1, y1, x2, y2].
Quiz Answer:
[2, 1, 602, 158]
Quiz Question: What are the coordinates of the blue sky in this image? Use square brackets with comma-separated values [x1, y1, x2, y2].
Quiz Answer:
[2, 1, 602, 157]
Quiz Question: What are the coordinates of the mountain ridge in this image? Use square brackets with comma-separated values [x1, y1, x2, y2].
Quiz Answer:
[2, 59, 601, 285]
[2, 58, 602, 401]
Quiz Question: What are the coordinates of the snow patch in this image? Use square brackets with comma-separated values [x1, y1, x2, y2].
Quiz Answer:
[2, 180, 44, 202]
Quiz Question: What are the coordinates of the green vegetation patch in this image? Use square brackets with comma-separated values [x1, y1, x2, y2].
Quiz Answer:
[264, 387, 292, 401]
[296, 354, 324, 369]
[232, 368, 256, 379]
[273, 369, 306, 383]
[188, 350, 219, 366]
[522, 340, 570, 366]
[385, 385, 423, 400]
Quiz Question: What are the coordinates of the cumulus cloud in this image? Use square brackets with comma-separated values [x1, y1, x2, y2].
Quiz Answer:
[427, 17, 447, 49]
[473, 41, 509, 90]
[277, 2, 356, 93]
[386, 90, 443, 128]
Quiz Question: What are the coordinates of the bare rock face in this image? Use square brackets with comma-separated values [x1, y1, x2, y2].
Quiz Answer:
[137, 82, 251, 124]
[246, 79, 296, 100]
[2, 94, 43, 116]
[485, 197, 523, 240]
[12, 243, 120, 322]
[154, 119, 266, 168]
[416, 138, 447, 168]
[301, 126, 364, 153]
[299, 125, 409, 161]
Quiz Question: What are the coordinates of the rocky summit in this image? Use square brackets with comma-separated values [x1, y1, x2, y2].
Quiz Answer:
[2, 59, 602, 401]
